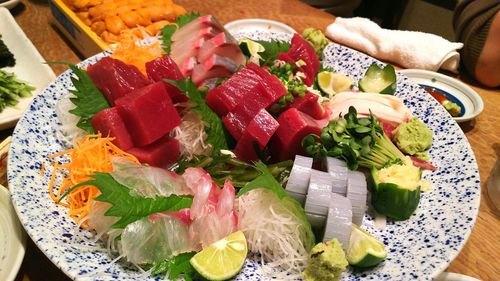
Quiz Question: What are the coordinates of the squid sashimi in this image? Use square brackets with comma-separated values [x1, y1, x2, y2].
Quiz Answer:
[328, 91, 413, 124]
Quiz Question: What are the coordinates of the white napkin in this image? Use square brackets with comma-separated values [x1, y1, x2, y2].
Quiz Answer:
[326, 17, 464, 73]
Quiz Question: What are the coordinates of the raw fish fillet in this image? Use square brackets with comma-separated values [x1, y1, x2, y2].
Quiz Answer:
[145, 55, 187, 103]
[171, 26, 220, 56]
[197, 32, 245, 65]
[191, 54, 240, 85]
[171, 15, 224, 43]
[127, 135, 180, 168]
[171, 37, 206, 71]
[91, 107, 134, 150]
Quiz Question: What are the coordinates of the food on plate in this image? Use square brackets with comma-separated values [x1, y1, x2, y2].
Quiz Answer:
[422, 85, 462, 117]
[302, 27, 329, 58]
[303, 239, 348, 281]
[0, 69, 35, 112]
[346, 224, 386, 267]
[358, 63, 397, 95]
[393, 117, 433, 157]
[190, 230, 248, 280]
[370, 157, 422, 220]
[317, 70, 354, 97]
[0, 34, 15, 67]
[47, 13, 438, 279]
[63, 0, 187, 44]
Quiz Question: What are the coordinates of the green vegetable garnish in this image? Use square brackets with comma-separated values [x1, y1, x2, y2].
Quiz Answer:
[151, 252, 197, 280]
[69, 172, 192, 228]
[302, 106, 405, 170]
[160, 12, 201, 54]
[166, 78, 229, 152]
[358, 63, 397, 95]
[0, 69, 35, 112]
[239, 39, 291, 67]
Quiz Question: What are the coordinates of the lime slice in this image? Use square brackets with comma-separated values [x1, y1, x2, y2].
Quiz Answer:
[347, 224, 387, 267]
[239, 39, 265, 63]
[317, 71, 354, 96]
[190, 231, 248, 280]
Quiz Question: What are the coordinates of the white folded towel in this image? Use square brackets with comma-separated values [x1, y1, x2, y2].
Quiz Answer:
[326, 17, 464, 73]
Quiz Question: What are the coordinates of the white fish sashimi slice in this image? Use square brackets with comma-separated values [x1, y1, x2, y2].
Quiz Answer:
[285, 155, 313, 195]
[110, 158, 191, 198]
[329, 98, 410, 124]
[182, 168, 214, 220]
[323, 193, 352, 251]
[171, 15, 224, 42]
[120, 216, 196, 264]
[86, 201, 119, 241]
[171, 26, 220, 54]
[197, 32, 245, 64]
[191, 55, 240, 85]
[189, 211, 236, 249]
[216, 180, 236, 217]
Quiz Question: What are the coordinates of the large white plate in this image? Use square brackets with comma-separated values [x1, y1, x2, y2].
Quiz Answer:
[0, 185, 26, 281]
[0, 7, 56, 130]
[7, 32, 481, 280]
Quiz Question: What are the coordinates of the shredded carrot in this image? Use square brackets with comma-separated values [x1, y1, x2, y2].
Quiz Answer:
[47, 134, 139, 228]
[110, 33, 163, 75]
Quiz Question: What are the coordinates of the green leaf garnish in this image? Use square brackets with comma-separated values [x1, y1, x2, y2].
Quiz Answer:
[237, 162, 288, 198]
[72, 173, 192, 229]
[165, 78, 229, 151]
[239, 39, 291, 67]
[160, 12, 201, 54]
[151, 252, 197, 280]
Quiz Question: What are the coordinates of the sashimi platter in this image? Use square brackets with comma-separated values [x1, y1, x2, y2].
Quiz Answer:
[8, 13, 480, 281]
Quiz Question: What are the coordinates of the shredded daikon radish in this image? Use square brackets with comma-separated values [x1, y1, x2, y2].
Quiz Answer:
[172, 111, 211, 159]
[236, 189, 313, 278]
[55, 93, 86, 146]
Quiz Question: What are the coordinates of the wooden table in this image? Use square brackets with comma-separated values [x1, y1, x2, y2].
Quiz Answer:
[7, 0, 500, 280]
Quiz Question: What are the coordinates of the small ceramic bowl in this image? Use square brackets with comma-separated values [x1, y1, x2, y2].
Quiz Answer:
[399, 69, 484, 123]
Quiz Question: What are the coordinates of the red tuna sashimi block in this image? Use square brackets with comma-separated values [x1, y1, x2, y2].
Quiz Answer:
[198, 32, 245, 65]
[287, 34, 320, 86]
[145, 55, 187, 103]
[206, 65, 281, 116]
[234, 109, 279, 162]
[115, 82, 181, 146]
[270, 108, 323, 161]
[246, 63, 287, 100]
[91, 107, 134, 150]
[222, 105, 256, 140]
[127, 135, 180, 167]
[291, 92, 327, 120]
[87, 57, 150, 105]
[277, 52, 313, 86]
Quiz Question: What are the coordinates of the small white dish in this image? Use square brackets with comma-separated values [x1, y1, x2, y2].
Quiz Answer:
[0, 185, 26, 281]
[399, 69, 484, 123]
[225, 18, 296, 36]
[0, 7, 56, 130]
[435, 272, 482, 281]
[0, 0, 20, 9]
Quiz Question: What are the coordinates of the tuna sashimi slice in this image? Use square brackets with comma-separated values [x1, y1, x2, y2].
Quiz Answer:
[87, 57, 150, 105]
[245, 63, 287, 101]
[145, 55, 187, 104]
[234, 109, 279, 162]
[191, 54, 240, 85]
[291, 92, 327, 120]
[197, 32, 245, 65]
[91, 107, 134, 150]
[127, 135, 180, 167]
[289, 33, 320, 74]
[172, 15, 224, 42]
[270, 108, 323, 161]
[116, 81, 181, 146]
[222, 104, 257, 140]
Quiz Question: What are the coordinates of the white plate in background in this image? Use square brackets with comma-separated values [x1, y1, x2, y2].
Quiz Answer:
[0, 0, 20, 9]
[225, 18, 296, 36]
[0, 7, 56, 130]
[399, 69, 484, 123]
[0, 185, 26, 281]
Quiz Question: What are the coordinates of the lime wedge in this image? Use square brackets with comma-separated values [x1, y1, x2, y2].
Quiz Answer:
[190, 231, 248, 280]
[347, 224, 387, 267]
[317, 71, 354, 97]
[239, 39, 265, 63]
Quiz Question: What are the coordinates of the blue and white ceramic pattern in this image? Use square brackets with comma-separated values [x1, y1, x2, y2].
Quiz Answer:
[7, 31, 480, 280]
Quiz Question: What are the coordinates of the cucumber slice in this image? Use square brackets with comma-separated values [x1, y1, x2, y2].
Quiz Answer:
[358, 64, 397, 95]
[239, 39, 265, 64]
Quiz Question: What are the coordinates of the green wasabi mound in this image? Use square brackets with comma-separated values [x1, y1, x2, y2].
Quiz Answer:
[302, 28, 329, 58]
[393, 117, 433, 156]
[303, 239, 348, 281]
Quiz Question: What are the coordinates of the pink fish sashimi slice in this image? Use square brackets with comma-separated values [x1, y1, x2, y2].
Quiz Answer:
[87, 57, 150, 105]
[171, 37, 206, 71]
[197, 32, 245, 65]
[171, 26, 221, 55]
[149, 208, 192, 225]
[179, 56, 197, 76]
[171, 15, 224, 42]
[191, 55, 240, 85]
